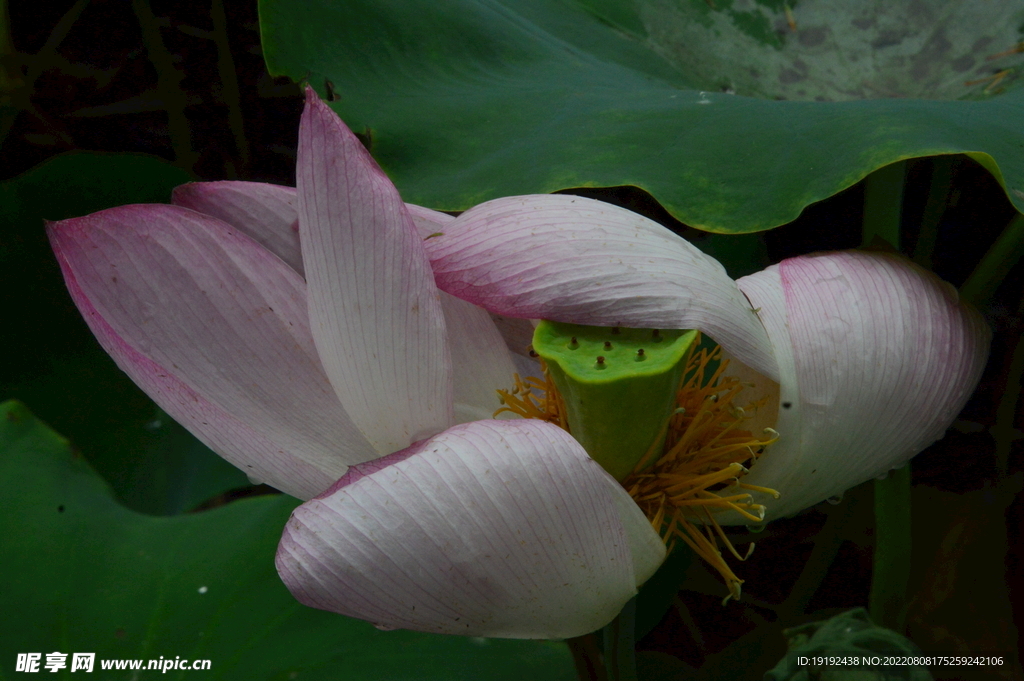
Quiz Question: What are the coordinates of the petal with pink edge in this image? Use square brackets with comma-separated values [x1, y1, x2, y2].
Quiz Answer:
[734, 252, 989, 521]
[276, 419, 666, 639]
[297, 88, 452, 454]
[426, 194, 779, 382]
[175, 179, 512, 424]
[172, 181, 304, 275]
[48, 204, 375, 500]
[407, 203, 519, 417]
[173, 180, 459, 281]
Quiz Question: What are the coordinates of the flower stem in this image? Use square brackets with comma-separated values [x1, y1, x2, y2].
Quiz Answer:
[992, 297, 1024, 477]
[861, 161, 907, 251]
[862, 160, 912, 634]
[601, 598, 638, 681]
[960, 213, 1024, 305]
[912, 156, 957, 269]
[131, 0, 197, 170]
[869, 464, 912, 633]
[210, 0, 250, 173]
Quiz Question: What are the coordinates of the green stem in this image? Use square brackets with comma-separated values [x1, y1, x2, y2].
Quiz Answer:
[869, 464, 912, 633]
[1, 0, 88, 147]
[779, 506, 845, 619]
[23, 0, 89, 83]
[862, 160, 912, 634]
[566, 633, 605, 681]
[959, 213, 1024, 305]
[210, 0, 250, 174]
[0, 0, 20, 146]
[0, 0, 20, 92]
[131, 0, 196, 170]
[992, 297, 1024, 477]
[601, 598, 637, 681]
[861, 161, 907, 251]
[913, 156, 956, 269]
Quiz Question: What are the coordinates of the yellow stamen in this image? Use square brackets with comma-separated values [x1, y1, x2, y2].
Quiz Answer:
[495, 337, 780, 602]
[493, 362, 568, 430]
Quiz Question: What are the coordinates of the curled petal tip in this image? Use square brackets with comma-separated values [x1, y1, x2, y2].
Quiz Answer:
[736, 250, 989, 521]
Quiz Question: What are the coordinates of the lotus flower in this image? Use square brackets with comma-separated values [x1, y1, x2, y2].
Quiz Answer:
[425, 198, 991, 519]
[47, 88, 989, 639]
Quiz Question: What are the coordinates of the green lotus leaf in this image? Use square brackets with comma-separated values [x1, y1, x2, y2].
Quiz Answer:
[260, 0, 1024, 233]
[0, 401, 575, 680]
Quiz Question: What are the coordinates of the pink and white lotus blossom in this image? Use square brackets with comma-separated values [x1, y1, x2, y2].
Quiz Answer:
[423, 196, 991, 521]
[47, 88, 989, 638]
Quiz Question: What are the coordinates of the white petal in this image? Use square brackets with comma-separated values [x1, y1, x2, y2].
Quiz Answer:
[297, 89, 453, 453]
[276, 419, 666, 638]
[425, 194, 779, 382]
[511, 352, 544, 382]
[733, 252, 990, 521]
[439, 292, 519, 423]
[406, 202, 455, 237]
[489, 314, 537, 359]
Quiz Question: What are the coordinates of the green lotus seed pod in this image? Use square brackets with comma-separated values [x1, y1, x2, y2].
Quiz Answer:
[532, 320, 697, 480]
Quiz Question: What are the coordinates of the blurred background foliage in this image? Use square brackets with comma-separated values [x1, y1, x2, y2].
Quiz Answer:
[0, 1, 1021, 680]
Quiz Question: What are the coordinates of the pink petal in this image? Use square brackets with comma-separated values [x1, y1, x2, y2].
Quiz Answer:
[173, 178, 514, 423]
[402, 205, 525, 420]
[735, 252, 990, 520]
[172, 181, 303, 274]
[172, 181, 456, 279]
[425, 195, 779, 382]
[48, 204, 375, 500]
[409, 205, 523, 412]
[276, 419, 666, 638]
[297, 88, 453, 454]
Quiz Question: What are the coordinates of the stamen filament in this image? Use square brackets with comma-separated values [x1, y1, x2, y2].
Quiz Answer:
[621, 338, 779, 601]
[496, 333, 780, 602]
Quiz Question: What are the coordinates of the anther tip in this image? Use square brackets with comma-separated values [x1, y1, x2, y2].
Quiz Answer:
[603, 340, 613, 350]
